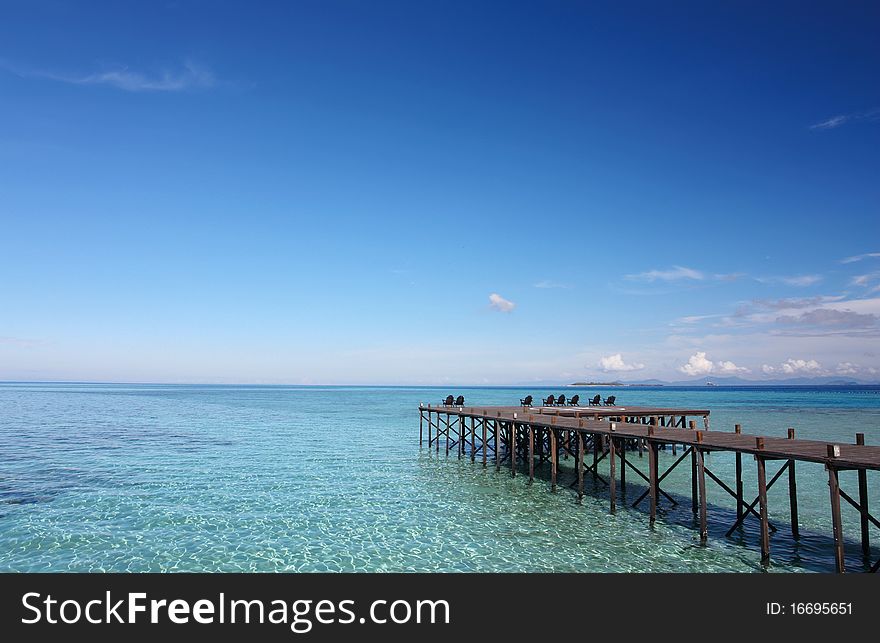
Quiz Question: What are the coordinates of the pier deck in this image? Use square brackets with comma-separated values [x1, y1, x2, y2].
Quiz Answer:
[419, 404, 880, 573]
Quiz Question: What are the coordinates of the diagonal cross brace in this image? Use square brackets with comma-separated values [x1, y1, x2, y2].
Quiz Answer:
[725, 461, 788, 537]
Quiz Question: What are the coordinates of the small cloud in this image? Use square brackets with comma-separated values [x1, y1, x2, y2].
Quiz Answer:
[533, 280, 570, 289]
[679, 351, 749, 376]
[625, 266, 704, 282]
[776, 308, 877, 329]
[1, 59, 215, 92]
[488, 293, 515, 313]
[840, 252, 880, 264]
[598, 353, 645, 372]
[756, 274, 822, 287]
[810, 108, 880, 131]
[779, 275, 822, 287]
[764, 358, 823, 375]
[716, 360, 749, 374]
[679, 352, 715, 376]
[781, 358, 822, 374]
[851, 272, 880, 290]
[836, 362, 860, 375]
[675, 314, 718, 324]
[752, 296, 844, 310]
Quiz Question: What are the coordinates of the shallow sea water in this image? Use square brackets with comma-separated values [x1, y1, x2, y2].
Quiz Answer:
[1, 383, 878, 572]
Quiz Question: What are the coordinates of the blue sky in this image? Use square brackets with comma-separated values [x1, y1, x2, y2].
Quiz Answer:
[1, 1, 879, 384]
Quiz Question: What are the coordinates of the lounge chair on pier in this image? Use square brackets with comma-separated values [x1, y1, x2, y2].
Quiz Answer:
[520, 395, 533, 406]
[454, 395, 465, 406]
[589, 395, 601, 406]
[603, 395, 617, 406]
[442, 395, 454, 406]
[569, 395, 580, 406]
[556, 394, 566, 406]
[542, 395, 556, 406]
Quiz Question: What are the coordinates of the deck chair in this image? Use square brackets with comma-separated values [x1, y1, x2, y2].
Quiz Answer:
[589, 395, 601, 406]
[569, 395, 580, 406]
[442, 395, 454, 406]
[542, 395, 556, 406]
[603, 395, 616, 406]
[520, 395, 533, 406]
[556, 394, 566, 406]
[454, 395, 465, 406]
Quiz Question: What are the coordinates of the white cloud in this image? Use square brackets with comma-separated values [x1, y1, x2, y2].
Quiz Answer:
[679, 352, 715, 376]
[598, 353, 645, 372]
[625, 266, 704, 282]
[2, 59, 215, 92]
[810, 108, 880, 131]
[774, 275, 822, 287]
[779, 358, 822, 374]
[841, 252, 880, 264]
[716, 360, 749, 374]
[679, 351, 749, 376]
[776, 308, 877, 329]
[533, 280, 570, 289]
[836, 362, 859, 375]
[488, 293, 515, 313]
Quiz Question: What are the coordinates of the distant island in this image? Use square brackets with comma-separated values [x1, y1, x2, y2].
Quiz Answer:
[569, 381, 625, 386]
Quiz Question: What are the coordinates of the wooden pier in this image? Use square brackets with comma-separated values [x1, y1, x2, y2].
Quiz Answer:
[419, 403, 880, 573]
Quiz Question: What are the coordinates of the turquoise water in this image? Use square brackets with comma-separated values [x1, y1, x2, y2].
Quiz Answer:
[1, 383, 879, 573]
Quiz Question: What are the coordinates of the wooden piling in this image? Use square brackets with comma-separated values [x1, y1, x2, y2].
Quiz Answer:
[827, 465, 845, 573]
[577, 432, 584, 501]
[695, 445, 708, 541]
[609, 437, 617, 513]
[787, 428, 799, 539]
[735, 424, 743, 521]
[550, 428, 558, 492]
[510, 422, 516, 477]
[494, 419, 500, 472]
[419, 409, 423, 446]
[756, 455, 770, 565]
[648, 440, 658, 525]
[482, 420, 487, 468]
[528, 424, 535, 483]
[856, 433, 870, 555]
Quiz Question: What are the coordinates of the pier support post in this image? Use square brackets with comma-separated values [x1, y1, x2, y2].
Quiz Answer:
[445, 414, 450, 456]
[787, 428, 799, 539]
[828, 464, 845, 573]
[577, 432, 584, 501]
[482, 420, 487, 468]
[494, 420, 501, 472]
[528, 425, 535, 483]
[470, 416, 476, 462]
[735, 424, 743, 520]
[427, 411, 433, 450]
[648, 440, 658, 525]
[550, 429, 558, 492]
[609, 437, 617, 513]
[856, 434, 870, 556]
[510, 423, 516, 478]
[689, 420, 697, 516]
[695, 444, 708, 541]
[756, 455, 771, 565]
[419, 409, 423, 447]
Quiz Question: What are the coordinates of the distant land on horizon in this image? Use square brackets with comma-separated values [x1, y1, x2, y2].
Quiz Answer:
[569, 376, 880, 387]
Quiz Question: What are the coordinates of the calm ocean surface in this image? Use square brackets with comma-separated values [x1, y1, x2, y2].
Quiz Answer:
[1, 383, 879, 573]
